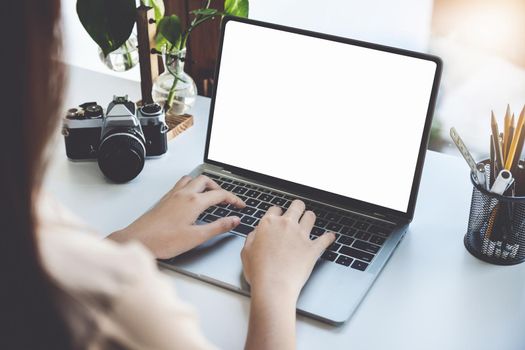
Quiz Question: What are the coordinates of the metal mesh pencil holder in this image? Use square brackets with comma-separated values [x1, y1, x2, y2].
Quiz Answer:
[464, 161, 525, 265]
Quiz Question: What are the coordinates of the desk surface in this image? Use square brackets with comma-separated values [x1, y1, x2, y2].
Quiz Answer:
[45, 66, 525, 350]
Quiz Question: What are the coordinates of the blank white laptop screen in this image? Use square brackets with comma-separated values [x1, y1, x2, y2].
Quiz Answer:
[207, 20, 437, 213]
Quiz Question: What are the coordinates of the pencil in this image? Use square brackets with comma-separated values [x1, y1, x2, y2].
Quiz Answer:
[505, 106, 525, 171]
[511, 107, 525, 173]
[491, 111, 504, 171]
[507, 113, 515, 161]
[504, 106, 511, 160]
[490, 135, 495, 186]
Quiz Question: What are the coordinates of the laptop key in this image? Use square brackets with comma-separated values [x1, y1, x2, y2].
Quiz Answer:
[312, 208, 326, 218]
[232, 223, 254, 235]
[328, 243, 341, 252]
[338, 236, 354, 246]
[213, 208, 230, 217]
[340, 217, 355, 226]
[258, 193, 273, 202]
[370, 235, 386, 245]
[321, 251, 338, 262]
[203, 214, 220, 223]
[354, 222, 370, 230]
[254, 210, 266, 219]
[355, 231, 371, 241]
[336, 255, 353, 267]
[241, 207, 256, 215]
[258, 202, 272, 210]
[315, 218, 327, 228]
[369, 225, 392, 236]
[220, 183, 236, 191]
[351, 260, 369, 271]
[246, 198, 261, 207]
[326, 213, 341, 222]
[271, 197, 287, 206]
[241, 216, 257, 225]
[246, 190, 261, 198]
[311, 227, 325, 236]
[220, 177, 233, 183]
[353, 240, 380, 254]
[339, 246, 374, 263]
[233, 186, 247, 194]
[326, 222, 342, 232]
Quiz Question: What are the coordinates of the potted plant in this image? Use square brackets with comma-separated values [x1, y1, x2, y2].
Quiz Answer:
[76, 0, 249, 114]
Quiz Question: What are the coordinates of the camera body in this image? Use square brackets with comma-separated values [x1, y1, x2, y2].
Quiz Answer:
[63, 96, 168, 183]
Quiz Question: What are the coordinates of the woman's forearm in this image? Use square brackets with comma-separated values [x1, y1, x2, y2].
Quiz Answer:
[245, 284, 299, 350]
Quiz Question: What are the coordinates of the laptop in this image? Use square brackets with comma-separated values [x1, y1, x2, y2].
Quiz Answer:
[159, 16, 442, 325]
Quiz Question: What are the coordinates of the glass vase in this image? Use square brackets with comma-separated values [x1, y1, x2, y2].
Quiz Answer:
[152, 48, 197, 115]
[98, 34, 139, 72]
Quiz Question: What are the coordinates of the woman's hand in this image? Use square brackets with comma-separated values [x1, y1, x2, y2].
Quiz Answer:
[108, 175, 246, 259]
[241, 199, 335, 297]
[242, 200, 335, 350]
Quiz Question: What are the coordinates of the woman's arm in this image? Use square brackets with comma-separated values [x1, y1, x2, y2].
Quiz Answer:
[241, 201, 335, 350]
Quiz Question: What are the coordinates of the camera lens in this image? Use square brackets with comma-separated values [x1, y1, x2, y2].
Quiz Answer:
[97, 132, 146, 183]
[84, 105, 103, 118]
[140, 103, 162, 115]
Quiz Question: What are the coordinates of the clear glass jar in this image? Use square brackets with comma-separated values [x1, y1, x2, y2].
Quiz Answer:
[152, 48, 197, 115]
[98, 34, 139, 72]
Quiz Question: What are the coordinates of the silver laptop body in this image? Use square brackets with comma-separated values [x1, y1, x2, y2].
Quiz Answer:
[160, 17, 442, 325]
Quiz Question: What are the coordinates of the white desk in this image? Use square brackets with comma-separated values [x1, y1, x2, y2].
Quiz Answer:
[45, 66, 525, 350]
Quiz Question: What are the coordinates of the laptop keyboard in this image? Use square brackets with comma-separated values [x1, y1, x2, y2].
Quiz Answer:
[198, 172, 396, 272]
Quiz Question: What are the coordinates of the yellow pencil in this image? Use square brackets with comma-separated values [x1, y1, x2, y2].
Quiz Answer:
[503, 105, 511, 160]
[505, 106, 525, 170]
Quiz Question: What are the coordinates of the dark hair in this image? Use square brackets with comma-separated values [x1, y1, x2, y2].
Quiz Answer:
[0, 0, 76, 349]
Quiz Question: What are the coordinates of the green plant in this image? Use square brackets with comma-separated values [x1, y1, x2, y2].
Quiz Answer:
[156, 0, 249, 109]
[77, 0, 137, 69]
[77, 0, 248, 108]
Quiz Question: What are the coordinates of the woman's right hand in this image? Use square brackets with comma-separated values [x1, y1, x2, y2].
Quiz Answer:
[241, 199, 335, 299]
[241, 200, 335, 350]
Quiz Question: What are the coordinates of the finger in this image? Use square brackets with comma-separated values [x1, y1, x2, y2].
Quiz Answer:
[201, 189, 246, 208]
[196, 216, 242, 239]
[299, 210, 315, 233]
[265, 205, 283, 216]
[312, 232, 336, 256]
[173, 175, 192, 191]
[245, 228, 256, 246]
[283, 199, 306, 221]
[186, 175, 221, 193]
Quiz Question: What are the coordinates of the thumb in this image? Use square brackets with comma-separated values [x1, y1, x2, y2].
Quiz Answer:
[312, 232, 336, 256]
[199, 216, 241, 239]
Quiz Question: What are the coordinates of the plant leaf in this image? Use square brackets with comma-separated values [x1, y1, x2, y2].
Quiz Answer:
[157, 15, 182, 49]
[141, 0, 165, 23]
[224, 0, 249, 17]
[77, 0, 136, 57]
[155, 32, 169, 52]
[191, 8, 219, 16]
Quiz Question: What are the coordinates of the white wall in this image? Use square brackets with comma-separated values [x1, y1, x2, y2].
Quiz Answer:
[61, 0, 434, 82]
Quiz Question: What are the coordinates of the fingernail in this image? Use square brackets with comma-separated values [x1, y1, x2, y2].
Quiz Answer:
[231, 216, 241, 225]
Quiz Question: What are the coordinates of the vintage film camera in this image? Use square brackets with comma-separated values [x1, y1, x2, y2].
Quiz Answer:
[63, 96, 168, 183]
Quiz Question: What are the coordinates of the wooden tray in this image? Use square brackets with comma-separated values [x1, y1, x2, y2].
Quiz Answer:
[165, 113, 194, 141]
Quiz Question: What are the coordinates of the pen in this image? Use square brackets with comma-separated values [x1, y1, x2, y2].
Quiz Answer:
[491, 112, 504, 172]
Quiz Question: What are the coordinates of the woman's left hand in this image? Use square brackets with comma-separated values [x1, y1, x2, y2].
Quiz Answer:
[108, 175, 246, 259]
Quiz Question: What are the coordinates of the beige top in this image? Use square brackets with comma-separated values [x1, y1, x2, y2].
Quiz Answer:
[37, 194, 216, 350]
